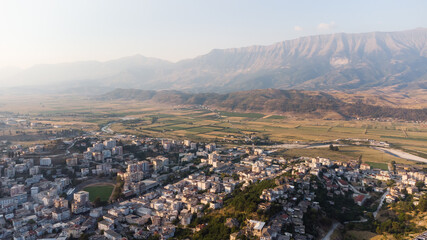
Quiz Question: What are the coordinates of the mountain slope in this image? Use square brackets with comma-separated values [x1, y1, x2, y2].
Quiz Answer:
[170, 28, 427, 92]
[2, 28, 427, 93]
[97, 88, 427, 121]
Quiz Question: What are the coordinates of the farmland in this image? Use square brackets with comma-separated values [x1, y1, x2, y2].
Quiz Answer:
[0, 95, 426, 165]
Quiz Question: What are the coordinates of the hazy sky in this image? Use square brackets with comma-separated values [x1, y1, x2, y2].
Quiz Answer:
[0, 0, 426, 68]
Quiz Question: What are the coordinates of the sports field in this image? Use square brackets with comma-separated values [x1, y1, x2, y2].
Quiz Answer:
[83, 184, 114, 202]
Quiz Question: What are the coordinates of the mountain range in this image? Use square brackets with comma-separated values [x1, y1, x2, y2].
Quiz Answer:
[2, 28, 427, 94]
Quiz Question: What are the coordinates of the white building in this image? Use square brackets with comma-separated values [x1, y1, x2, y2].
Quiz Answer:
[104, 139, 116, 149]
[39, 158, 52, 166]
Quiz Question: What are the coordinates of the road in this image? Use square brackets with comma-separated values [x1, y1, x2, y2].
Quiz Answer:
[322, 222, 340, 240]
[348, 184, 364, 195]
[267, 143, 427, 163]
[305, 144, 348, 149]
[373, 147, 427, 163]
[65, 139, 78, 155]
[101, 122, 115, 134]
[267, 143, 309, 149]
[344, 218, 368, 224]
[374, 189, 389, 219]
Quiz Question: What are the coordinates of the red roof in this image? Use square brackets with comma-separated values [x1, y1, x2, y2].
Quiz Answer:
[354, 194, 365, 202]
[338, 179, 348, 186]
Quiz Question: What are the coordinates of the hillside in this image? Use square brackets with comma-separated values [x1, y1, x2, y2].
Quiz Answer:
[2, 28, 427, 95]
[172, 28, 427, 92]
[97, 88, 427, 121]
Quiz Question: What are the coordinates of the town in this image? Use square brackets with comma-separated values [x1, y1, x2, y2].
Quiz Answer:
[1, 116, 427, 240]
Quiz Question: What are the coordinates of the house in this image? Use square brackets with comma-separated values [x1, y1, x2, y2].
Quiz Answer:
[337, 179, 349, 191]
[98, 220, 114, 231]
[353, 194, 367, 206]
[249, 220, 265, 237]
[180, 213, 192, 226]
[230, 232, 239, 240]
[68, 225, 84, 238]
[260, 227, 277, 240]
[360, 164, 371, 171]
[386, 194, 397, 203]
[407, 186, 419, 195]
[104, 230, 122, 240]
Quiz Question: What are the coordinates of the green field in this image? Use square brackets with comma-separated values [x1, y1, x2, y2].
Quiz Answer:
[366, 161, 389, 170]
[219, 111, 265, 118]
[83, 185, 114, 202]
[265, 115, 286, 120]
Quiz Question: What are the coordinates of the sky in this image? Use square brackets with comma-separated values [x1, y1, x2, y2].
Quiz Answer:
[0, 0, 426, 68]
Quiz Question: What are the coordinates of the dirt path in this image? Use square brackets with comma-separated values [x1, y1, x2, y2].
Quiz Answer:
[108, 183, 118, 202]
[75, 178, 115, 192]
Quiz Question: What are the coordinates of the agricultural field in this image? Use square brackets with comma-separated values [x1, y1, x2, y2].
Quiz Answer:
[106, 106, 427, 163]
[0, 95, 426, 164]
[83, 184, 114, 202]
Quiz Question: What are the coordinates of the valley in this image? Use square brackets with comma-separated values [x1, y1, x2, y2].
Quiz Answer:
[1, 94, 426, 167]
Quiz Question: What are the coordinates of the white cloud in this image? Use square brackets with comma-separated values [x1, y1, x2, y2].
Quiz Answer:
[317, 21, 336, 31]
[294, 25, 303, 32]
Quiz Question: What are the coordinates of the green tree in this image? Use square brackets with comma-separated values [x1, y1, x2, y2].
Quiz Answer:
[386, 179, 395, 187]
[416, 181, 424, 190]
[418, 196, 427, 212]
[329, 144, 339, 151]
[93, 196, 102, 207]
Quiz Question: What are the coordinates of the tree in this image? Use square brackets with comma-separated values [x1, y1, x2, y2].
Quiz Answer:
[93, 196, 102, 207]
[418, 196, 427, 212]
[416, 181, 425, 191]
[386, 179, 396, 187]
[79, 233, 92, 240]
[232, 173, 239, 181]
[148, 234, 160, 240]
[329, 144, 339, 151]
[358, 155, 362, 165]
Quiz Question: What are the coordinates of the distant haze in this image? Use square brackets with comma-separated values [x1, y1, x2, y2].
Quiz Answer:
[0, 0, 426, 69]
[1, 28, 426, 94]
